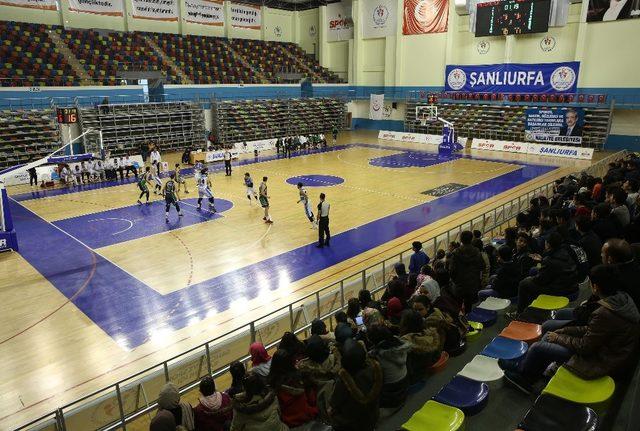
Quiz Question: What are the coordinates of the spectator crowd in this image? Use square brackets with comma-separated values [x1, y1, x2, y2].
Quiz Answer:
[149, 154, 640, 430]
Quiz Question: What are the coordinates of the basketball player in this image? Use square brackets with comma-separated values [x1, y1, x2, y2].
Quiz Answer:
[244, 172, 258, 204]
[296, 182, 316, 228]
[163, 173, 184, 222]
[174, 163, 189, 194]
[197, 168, 216, 212]
[137, 166, 152, 205]
[259, 176, 273, 224]
[151, 170, 162, 194]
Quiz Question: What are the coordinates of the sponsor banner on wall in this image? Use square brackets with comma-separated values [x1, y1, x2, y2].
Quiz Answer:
[68, 0, 124, 16]
[471, 139, 529, 154]
[184, 0, 224, 26]
[230, 2, 261, 29]
[525, 108, 584, 144]
[233, 138, 276, 153]
[327, 1, 354, 41]
[445, 61, 580, 94]
[528, 143, 594, 159]
[0, 0, 57, 10]
[588, 0, 639, 22]
[369, 94, 384, 120]
[402, 0, 449, 35]
[362, 0, 398, 39]
[378, 130, 439, 145]
[131, 0, 178, 21]
[471, 138, 594, 160]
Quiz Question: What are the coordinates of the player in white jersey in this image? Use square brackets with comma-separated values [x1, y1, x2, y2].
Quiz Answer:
[197, 168, 216, 212]
[244, 172, 258, 204]
[151, 171, 162, 194]
[296, 182, 316, 228]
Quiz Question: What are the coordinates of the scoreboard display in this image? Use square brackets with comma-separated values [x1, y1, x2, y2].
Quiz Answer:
[56, 107, 78, 124]
[475, 0, 551, 37]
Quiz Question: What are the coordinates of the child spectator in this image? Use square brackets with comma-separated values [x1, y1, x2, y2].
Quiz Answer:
[194, 376, 232, 431]
[157, 382, 195, 430]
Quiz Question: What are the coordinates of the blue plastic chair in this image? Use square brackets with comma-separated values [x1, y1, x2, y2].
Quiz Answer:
[433, 375, 490, 416]
[481, 336, 528, 360]
[466, 308, 498, 327]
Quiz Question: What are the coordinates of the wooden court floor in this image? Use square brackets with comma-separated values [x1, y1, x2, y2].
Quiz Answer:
[0, 130, 598, 430]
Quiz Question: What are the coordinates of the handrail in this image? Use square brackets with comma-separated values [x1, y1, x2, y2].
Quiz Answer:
[13, 149, 628, 431]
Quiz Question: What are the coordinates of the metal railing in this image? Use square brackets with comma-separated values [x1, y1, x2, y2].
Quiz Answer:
[14, 149, 628, 431]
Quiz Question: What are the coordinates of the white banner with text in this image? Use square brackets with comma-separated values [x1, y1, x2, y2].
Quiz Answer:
[471, 138, 594, 160]
[68, 0, 124, 16]
[131, 0, 178, 21]
[0, 0, 57, 10]
[327, 1, 354, 41]
[184, 0, 224, 25]
[230, 2, 261, 29]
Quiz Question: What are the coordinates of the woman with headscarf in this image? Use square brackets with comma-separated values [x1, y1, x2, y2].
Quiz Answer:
[230, 372, 288, 431]
[268, 349, 318, 428]
[157, 382, 195, 431]
[329, 338, 382, 431]
[249, 342, 272, 381]
[297, 335, 341, 422]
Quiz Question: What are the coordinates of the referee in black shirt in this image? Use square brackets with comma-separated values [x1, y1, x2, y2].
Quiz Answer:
[317, 193, 330, 248]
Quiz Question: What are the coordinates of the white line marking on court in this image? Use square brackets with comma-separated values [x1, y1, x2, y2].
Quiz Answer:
[87, 217, 134, 235]
[8, 197, 152, 307]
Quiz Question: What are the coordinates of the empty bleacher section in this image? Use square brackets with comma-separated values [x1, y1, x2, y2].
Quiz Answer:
[213, 98, 346, 144]
[0, 22, 81, 87]
[405, 101, 612, 150]
[78, 101, 205, 156]
[0, 20, 343, 86]
[58, 28, 164, 86]
[146, 32, 259, 85]
[0, 109, 59, 170]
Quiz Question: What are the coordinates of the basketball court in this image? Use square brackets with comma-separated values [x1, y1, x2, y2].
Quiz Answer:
[0, 130, 596, 430]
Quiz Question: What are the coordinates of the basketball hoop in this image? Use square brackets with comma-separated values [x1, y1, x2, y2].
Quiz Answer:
[416, 105, 438, 126]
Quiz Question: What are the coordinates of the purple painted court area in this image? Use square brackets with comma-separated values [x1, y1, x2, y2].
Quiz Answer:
[53, 198, 233, 249]
[369, 151, 459, 168]
[9, 144, 558, 349]
[285, 175, 345, 187]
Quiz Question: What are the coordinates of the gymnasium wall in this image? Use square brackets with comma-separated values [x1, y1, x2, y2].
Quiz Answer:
[321, 1, 640, 89]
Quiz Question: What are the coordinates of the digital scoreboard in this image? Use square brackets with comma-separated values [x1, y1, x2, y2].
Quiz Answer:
[475, 0, 551, 37]
[56, 107, 78, 124]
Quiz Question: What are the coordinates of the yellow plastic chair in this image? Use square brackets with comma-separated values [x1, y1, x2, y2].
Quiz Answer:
[467, 321, 484, 341]
[530, 294, 569, 310]
[402, 400, 465, 431]
[543, 366, 615, 407]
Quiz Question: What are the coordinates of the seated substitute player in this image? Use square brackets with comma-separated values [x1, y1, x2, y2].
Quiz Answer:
[137, 166, 152, 205]
[244, 172, 259, 204]
[296, 182, 316, 228]
[259, 176, 273, 224]
[197, 168, 217, 212]
[163, 173, 184, 222]
[174, 163, 189, 194]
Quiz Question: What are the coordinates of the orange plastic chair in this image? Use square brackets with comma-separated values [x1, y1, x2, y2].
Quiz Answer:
[500, 321, 542, 345]
[428, 351, 450, 374]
